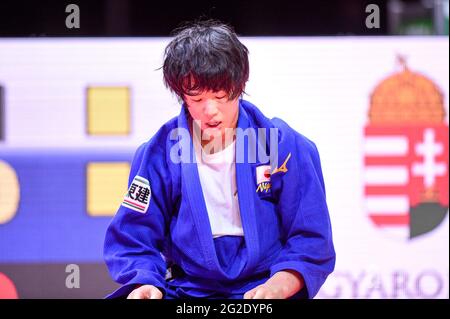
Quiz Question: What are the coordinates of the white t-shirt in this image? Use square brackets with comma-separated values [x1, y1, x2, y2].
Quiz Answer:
[194, 138, 244, 238]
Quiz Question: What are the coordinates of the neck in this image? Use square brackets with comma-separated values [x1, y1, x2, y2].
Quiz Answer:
[200, 129, 236, 155]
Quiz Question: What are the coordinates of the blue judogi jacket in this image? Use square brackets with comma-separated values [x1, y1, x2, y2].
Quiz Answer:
[104, 99, 335, 298]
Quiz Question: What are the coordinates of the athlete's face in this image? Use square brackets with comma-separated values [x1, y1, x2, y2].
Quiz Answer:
[184, 89, 239, 140]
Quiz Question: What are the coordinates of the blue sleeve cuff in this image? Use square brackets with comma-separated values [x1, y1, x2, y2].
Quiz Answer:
[105, 270, 166, 299]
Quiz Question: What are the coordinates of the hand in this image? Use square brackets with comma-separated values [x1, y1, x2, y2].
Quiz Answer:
[243, 270, 304, 299]
[127, 284, 163, 299]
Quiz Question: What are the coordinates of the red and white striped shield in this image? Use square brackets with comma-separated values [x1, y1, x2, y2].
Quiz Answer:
[364, 125, 449, 239]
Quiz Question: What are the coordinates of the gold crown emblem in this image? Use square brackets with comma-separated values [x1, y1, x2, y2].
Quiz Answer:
[369, 55, 446, 125]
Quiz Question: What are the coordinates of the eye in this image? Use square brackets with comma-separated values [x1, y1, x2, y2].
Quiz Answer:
[191, 98, 202, 102]
[216, 95, 226, 100]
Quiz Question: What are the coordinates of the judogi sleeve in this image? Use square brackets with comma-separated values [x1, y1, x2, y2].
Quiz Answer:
[103, 142, 172, 298]
[270, 119, 336, 299]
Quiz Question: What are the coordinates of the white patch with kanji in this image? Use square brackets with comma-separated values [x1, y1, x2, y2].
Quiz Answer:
[121, 176, 151, 213]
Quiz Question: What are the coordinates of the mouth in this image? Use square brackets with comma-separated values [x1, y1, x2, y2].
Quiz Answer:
[206, 121, 222, 128]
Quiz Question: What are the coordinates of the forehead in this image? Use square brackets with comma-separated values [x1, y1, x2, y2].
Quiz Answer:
[185, 89, 227, 97]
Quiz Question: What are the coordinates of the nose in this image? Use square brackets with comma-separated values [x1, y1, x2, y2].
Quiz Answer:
[204, 99, 219, 118]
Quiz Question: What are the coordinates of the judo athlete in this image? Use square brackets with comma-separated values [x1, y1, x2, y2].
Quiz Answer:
[104, 20, 335, 299]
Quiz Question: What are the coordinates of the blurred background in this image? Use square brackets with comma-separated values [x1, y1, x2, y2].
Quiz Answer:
[0, 0, 448, 298]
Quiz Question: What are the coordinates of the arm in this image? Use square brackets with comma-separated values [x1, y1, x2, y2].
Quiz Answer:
[103, 142, 172, 298]
[252, 120, 336, 299]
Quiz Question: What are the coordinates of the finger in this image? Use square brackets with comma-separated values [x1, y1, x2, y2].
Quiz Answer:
[127, 290, 138, 299]
[243, 289, 256, 299]
[137, 290, 147, 299]
[244, 283, 265, 299]
[252, 288, 267, 299]
[149, 288, 163, 299]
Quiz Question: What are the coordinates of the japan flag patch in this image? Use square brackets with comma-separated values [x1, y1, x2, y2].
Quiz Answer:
[121, 176, 151, 213]
[256, 165, 271, 185]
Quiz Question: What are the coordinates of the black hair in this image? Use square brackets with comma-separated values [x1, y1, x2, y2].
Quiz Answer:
[162, 19, 249, 101]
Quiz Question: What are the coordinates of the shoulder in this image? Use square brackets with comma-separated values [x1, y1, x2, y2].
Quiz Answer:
[132, 116, 179, 167]
[240, 99, 273, 127]
[270, 118, 324, 186]
[271, 117, 318, 154]
[240, 99, 320, 157]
